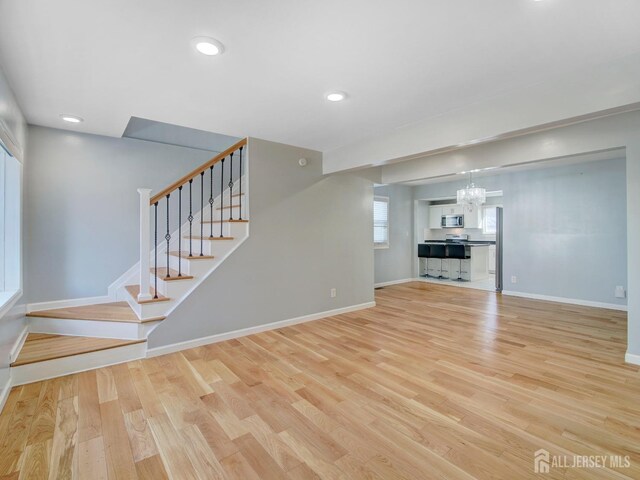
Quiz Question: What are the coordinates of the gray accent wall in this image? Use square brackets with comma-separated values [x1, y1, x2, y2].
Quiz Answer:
[25, 126, 214, 302]
[373, 184, 413, 285]
[149, 138, 374, 348]
[412, 158, 628, 307]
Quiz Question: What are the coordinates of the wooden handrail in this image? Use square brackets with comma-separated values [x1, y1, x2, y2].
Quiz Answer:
[150, 138, 247, 205]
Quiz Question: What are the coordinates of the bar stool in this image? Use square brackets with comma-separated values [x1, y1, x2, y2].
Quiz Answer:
[427, 244, 445, 278]
[445, 244, 466, 280]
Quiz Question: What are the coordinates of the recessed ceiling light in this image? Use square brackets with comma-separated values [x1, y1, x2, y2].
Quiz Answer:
[192, 37, 225, 56]
[326, 91, 347, 102]
[60, 114, 84, 123]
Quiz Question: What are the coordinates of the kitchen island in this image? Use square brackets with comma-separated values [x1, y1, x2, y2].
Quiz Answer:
[418, 240, 493, 281]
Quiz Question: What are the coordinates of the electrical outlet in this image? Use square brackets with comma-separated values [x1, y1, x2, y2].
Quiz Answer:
[330, 288, 337, 298]
[511, 276, 517, 284]
[615, 286, 626, 299]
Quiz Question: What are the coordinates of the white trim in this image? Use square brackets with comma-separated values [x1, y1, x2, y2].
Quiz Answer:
[502, 290, 627, 311]
[26, 295, 113, 313]
[147, 301, 376, 358]
[11, 342, 147, 386]
[0, 289, 23, 319]
[625, 352, 640, 366]
[9, 325, 28, 363]
[0, 376, 12, 414]
[374, 278, 415, 288]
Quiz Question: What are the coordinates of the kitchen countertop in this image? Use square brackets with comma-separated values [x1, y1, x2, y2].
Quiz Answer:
[422, 240, 495, 247]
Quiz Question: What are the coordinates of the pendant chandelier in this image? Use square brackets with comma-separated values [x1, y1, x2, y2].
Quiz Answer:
[457, 172, 486, 206]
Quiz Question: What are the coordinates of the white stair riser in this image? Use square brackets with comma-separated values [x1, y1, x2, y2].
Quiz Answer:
[28, 316, 159, 340]
[168, 256, 215, 276]
[152, 276, 195, 298]
[138, 300, 174, 320]
[11, 342, 147, 386]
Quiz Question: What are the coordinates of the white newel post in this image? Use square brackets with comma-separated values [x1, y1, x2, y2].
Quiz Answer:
[137, 188, 153, 301]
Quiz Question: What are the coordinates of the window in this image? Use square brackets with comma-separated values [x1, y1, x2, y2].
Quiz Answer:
[483, 206, 499, 235]
[373, 196, 389, 248]
[0, 140, 22, 309]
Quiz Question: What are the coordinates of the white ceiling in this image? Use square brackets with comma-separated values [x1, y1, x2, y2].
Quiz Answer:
[1, 0, 640, 156]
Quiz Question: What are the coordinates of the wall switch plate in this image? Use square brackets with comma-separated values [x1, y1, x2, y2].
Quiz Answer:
[615, 286, 626, 298]
[330, 288, 337, 298]
[511, 276, 517, 284]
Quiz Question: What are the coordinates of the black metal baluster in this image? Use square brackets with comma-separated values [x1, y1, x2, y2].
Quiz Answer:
[178, 186, 182, 277]
[229, 152, 234, 220]
[200, 171, 204, 256]
[165, 194, 171, 278]
[238, 146, 243, 220]
[220, 158, 225, 238]
[188, 179, 193, 257]
[209, 166, 214, 238]
[154, 202, 158, 298]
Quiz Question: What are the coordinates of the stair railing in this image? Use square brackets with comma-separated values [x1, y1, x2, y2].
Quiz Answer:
[137, 138, 247, 301]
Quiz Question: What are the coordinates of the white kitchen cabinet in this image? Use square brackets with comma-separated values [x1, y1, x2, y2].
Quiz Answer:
[441, 259, 461, 280]
[463, 204, 482, 229]
[442, 204, 463, 215]
[429, 206, 442, 229]
[427, 258, 442, 277]
[460, 259, 471, 281]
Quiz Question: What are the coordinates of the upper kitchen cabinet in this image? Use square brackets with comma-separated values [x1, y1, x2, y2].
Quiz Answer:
[463, 204, 483, 229]
[429, 206, 442, 229]
[442, 205, 463, 215]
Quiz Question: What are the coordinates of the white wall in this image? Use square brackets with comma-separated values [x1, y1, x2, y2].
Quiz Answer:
[149, 138, 375, 348]
[373, 184, 413, 285]
[413, 158, 627, 308]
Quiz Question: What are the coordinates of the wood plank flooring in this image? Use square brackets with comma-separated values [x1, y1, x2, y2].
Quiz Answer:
[2, 282, 639, 479]
[11, 334, 145, 366]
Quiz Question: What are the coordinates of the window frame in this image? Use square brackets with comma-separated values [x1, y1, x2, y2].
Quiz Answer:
[482, 204, 501, 235]
[373, 195, 390, 249]
[0, 140, 23, 318]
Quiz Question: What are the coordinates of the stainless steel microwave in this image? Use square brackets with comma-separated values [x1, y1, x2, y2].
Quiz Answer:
[441, 214, 464, 228]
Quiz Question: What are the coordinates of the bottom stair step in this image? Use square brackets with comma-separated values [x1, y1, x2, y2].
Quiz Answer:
[10, 333, 145, 367]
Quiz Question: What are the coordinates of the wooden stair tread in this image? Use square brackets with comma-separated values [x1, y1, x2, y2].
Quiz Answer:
[26, 301, 155, 323]
[217, 204, 241, 210]
[184, 236, 235, 241]
[151, 267, 194, 281]
[169, 251, 215, 260]
[125, 285, 170, 304]
[11, 333, 145, 367]
[201, 219, 249, 224]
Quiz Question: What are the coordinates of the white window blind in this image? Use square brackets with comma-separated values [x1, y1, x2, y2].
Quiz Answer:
[373, 196, 389, 248]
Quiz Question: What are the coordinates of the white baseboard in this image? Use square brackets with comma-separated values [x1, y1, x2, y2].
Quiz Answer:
[9, 325, 29, 363]
[0, 376, 12, 414]
[625, 352, 640, 366]
[27, 295, 114, 313]
[374, 278, 415, 288]
[147, 301, 376, 358]
[502, 290, 627, 311]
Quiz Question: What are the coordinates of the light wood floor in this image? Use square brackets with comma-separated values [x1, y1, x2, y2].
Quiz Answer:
[1, 282, 638, 479]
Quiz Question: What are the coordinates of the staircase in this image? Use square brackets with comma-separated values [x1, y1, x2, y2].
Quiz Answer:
[12, 139, 249, 385]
